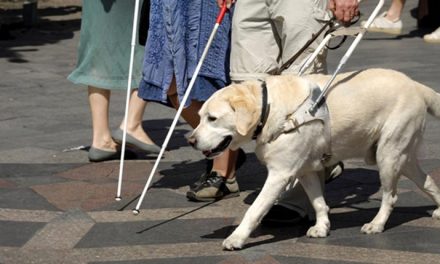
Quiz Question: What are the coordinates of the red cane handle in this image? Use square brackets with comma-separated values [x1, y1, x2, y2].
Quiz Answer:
[216, 1, 228, 24]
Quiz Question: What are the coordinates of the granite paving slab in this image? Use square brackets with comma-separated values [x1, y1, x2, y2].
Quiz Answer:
[75, 218, 238, 248]
[0, 221, 46, 247]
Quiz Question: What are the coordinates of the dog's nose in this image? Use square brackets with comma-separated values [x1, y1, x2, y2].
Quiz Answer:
[187, 136, 197, 147]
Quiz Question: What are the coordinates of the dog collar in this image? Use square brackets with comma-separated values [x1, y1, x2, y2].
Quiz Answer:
[252, 81, 270, 139]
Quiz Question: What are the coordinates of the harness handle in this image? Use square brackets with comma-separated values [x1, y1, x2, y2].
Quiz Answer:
[308, 0, 385, 113]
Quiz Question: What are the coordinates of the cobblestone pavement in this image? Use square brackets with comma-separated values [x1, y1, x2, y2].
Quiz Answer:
[1, 0, 440, 263]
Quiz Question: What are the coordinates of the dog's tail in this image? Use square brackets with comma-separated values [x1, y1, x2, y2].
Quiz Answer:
[418, 83, 440, 117]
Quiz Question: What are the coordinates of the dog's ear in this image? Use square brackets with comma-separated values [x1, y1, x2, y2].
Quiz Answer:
[229, 97, 257, 136]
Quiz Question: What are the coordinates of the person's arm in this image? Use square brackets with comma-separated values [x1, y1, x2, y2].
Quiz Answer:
[328, 0, 359, 24]
[216, 0, 235, 8]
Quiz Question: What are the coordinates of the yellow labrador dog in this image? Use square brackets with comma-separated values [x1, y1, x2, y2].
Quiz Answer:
[188, 68, 440, 250]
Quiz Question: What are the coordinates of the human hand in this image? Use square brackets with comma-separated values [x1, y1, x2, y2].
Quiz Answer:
[328, 0, 359, 24]
[216, 0, 236, 8]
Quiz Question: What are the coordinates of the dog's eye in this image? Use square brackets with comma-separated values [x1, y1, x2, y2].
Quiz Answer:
[207, 115, 217, 122]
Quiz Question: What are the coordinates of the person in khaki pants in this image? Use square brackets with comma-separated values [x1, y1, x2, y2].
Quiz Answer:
[216, 0, 359, 224]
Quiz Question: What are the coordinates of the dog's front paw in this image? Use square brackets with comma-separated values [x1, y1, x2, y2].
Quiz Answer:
[361, 223, 384, 234]
[222, 234, 245, 251]
[306, 224, 329, 238]
[433, 208, 440, 220]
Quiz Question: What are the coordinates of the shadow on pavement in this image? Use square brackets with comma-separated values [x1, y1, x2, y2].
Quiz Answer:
[199, 168, 437, 249]
[0, 5, 81, 63]
[136, 201, 218, 234]
[154, 153, 266, 190]
[142, 119, 191, 151]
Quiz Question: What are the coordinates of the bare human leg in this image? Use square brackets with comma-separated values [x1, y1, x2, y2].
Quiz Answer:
[385, 0, 406, 21]
[119, 89, 157, 146]
[88, 86, 118, 151]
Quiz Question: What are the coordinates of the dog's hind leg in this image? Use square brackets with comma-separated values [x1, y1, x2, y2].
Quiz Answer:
[361, 110, 427, 234]
[403, 154, 440, 220]
[222, 169, 292, 250]
[298, 172, 330, 237]
[361, 146, 403, 234]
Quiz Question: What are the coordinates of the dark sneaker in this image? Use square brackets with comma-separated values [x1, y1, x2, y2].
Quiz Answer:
[190, 148, 247, 190]
[261, 205, 306, 226]
[189, 165, 213, 191]
[186, 172, 239, 202]
[325, 161, 344, 183]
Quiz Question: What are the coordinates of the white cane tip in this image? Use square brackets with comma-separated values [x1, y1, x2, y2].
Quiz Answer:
[132, 209, 140, 215]
[115, 196, 122, 201]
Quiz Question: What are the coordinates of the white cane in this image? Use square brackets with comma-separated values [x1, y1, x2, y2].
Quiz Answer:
[132, 3, 229, 214]
[115, 0, 141, 201]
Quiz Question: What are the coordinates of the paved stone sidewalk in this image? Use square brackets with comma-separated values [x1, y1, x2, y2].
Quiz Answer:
[1, 0, 440, 263]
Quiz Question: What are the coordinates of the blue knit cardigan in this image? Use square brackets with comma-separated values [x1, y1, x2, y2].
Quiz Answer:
[138, 0, 232, 106]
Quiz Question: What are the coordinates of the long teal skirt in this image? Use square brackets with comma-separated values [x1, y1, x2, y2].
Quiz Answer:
[68, 0, 144, 90]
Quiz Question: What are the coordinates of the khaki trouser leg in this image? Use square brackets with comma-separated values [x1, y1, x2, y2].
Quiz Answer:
[230, 0, 330, 82]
